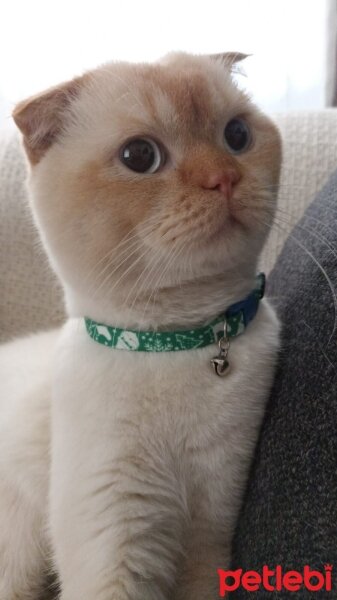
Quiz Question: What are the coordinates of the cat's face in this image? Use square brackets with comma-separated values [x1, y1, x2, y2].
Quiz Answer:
[14, 53, 281, 312]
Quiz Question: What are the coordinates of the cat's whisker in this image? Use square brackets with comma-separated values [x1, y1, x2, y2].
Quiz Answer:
[237, 198, 337, 279]
[87, 238, 146, 300]
[83, 223, 147, 287]
[120, 245, 168, 318]
[122, 227, 185, 321]
[272, 213, 337, 259]
[266, 194, 337, 218]
[129, 251, 177, 329]
[252, 213, 337, 345]
[87, 218, 163, 299]
[301, 215, 337, 243]
[139, 242, 184, 325]
[307, 199, 337, 218]
[123, 248, 168, 318]
[145, 241, 189, 325]
[254, 199, 337, 247]
[301, 321, 337, 372]
[89, 235, 149, 293]
[95, 232, 165, 303]
[185, 242, 195, 282]
[248, 195, 329, 225]
[260, 183, 314, 190]
[89, 240, 151, 303]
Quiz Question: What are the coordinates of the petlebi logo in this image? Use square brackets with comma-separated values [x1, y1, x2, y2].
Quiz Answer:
[218, 564, 333, 595]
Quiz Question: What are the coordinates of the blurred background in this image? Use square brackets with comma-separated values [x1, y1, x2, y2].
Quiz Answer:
[0, 0, 336, 131]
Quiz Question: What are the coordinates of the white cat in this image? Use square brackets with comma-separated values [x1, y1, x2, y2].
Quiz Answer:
[0, 52, 281, 599]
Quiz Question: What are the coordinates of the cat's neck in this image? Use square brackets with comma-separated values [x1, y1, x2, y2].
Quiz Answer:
[64, 268, 258, 331]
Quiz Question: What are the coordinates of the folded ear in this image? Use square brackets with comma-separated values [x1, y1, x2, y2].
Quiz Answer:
[210, 52, 250, 69]
[12, 76, 84, 165]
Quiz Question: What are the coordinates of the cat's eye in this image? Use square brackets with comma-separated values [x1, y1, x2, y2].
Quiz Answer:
[119, 138, 163, 174]
[224, 118, 251, 154]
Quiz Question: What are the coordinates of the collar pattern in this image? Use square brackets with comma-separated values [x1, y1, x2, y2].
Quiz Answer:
[84, 273, 265, 353]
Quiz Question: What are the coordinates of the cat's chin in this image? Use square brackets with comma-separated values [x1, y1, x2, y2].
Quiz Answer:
[186, 217, 262, 262]
[63, 259, 258, 330]
[210, 213, 248, 240]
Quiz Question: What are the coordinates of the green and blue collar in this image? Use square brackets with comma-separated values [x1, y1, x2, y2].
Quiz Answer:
[85, 273, 265, 355]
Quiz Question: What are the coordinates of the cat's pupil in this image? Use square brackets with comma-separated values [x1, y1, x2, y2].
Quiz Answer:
[224, 118, 250, 153]
[121, 139, 156, 173]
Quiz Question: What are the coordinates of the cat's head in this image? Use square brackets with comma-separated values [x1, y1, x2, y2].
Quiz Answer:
[13, 52, 281, 323]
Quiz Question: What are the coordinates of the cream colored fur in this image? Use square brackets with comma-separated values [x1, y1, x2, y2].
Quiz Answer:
[0, 52, 281, 599]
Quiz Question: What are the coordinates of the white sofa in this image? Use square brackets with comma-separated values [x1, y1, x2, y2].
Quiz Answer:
[1, 110, 337, 344]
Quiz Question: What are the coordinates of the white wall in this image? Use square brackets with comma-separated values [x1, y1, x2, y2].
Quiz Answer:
[0, 0, 328, 130]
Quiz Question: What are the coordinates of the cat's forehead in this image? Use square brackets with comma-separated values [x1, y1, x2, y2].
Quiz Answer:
[79, 56, 250, 144]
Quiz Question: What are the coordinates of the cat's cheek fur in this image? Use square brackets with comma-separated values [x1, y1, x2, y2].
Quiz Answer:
[49, 302, 280, 600]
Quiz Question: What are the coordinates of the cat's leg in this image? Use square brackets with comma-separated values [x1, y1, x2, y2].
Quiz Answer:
[175, 449, 249, 600]
[50, 443, 189, 600]
[0, 478, 51, 600]
[174, 526, 231, 600]
[0, 330, 57, 599]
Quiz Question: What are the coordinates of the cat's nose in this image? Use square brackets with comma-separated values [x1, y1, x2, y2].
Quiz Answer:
[201, 171, 240, 199]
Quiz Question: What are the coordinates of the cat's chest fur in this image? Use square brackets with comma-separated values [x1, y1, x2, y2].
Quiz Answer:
[52, 300, 279, 473]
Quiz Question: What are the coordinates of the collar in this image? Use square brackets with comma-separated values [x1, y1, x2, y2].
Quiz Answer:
[84, 273, 265, 353]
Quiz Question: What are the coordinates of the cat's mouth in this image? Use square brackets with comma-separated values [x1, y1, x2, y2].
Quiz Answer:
[148, 193, 260, 251]
[210, 211, 247, 241]
[227, 193, 267, 231]
[227, 204, 249, 229]
[206, 189, 252, 233]
[212, 195, 250, 232]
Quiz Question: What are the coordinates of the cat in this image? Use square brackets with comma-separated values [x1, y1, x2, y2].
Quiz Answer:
[0, 51, 281, 599]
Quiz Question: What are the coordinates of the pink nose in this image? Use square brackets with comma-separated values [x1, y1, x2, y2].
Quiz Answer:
[200, 171, 240, 199]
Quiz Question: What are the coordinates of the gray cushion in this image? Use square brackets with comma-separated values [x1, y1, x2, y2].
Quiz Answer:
[232, 169, 337, 597]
